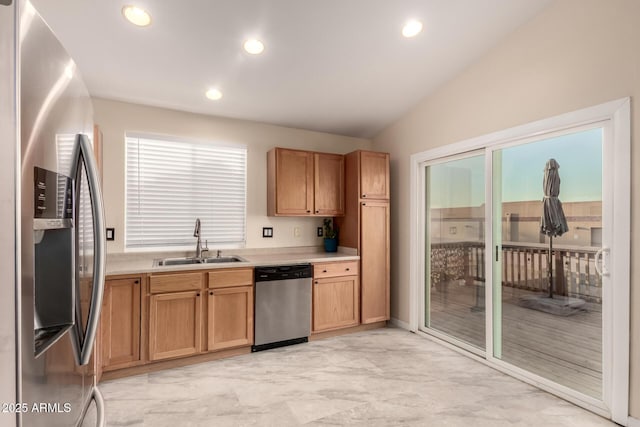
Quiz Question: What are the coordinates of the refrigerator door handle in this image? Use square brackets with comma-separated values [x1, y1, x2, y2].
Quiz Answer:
[70, 133, 106, 365]
[93, 387, 106, 427]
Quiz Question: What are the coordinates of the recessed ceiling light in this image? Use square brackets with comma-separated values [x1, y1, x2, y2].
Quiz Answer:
[205, 88, 223, 101]
[402, 20, 423, 38]
[122, 5, 151, 27]
[243, 39, 265, 55]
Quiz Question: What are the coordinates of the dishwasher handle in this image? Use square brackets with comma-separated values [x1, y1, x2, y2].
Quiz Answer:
[254, 264, 312, 282]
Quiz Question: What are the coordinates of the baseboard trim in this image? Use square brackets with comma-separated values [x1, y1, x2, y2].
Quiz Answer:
[309, 321, 386, 341]
[389, 317, 410, 330]
[100, 346, 251, 382]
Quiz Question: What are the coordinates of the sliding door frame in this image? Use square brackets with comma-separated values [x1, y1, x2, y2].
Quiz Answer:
[409, 98, 630, 423]
[418, 149, 487, 357]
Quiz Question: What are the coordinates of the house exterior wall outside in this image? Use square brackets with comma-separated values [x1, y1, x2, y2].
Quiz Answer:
[93, 98, 372, 253]
[372, 0, 640, 416]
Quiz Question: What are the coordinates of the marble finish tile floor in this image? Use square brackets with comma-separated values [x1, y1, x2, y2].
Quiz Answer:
[99, 327, 614, 426]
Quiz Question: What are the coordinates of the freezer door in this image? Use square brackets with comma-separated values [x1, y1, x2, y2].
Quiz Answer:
[19, 2, 97, 425]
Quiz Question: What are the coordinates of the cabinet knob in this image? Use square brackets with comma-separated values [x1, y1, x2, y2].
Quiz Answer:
[345, 268, 350, 271]
[315, 210, 319, 213]
[362, 194, 367, 198]
[210, 291, 213, 295]
[314, 281, 318, 284]
[196, 293, 200, 296]
[322, 270, 327, 273]
[306, 210, 311, 213]
[134, 280, 139, 284]
[362, 203, 366, 206]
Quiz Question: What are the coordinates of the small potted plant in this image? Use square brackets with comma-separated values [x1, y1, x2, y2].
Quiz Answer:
[323, 218, 338, 253]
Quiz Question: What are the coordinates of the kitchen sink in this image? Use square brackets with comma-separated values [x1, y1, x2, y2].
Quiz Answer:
[202, 256, 246, 264]
[153, 255, 246, 267]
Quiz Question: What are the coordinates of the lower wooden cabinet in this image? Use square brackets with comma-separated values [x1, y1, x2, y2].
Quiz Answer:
[312, 276, 359, 332]
[360, 201, 390, 324]
[207, 286, 253, 351]
[101, 277, 142, 371]
[146, 268, 253, 362]
[312, 261, 360, 333]
[149, 290, 202, 361]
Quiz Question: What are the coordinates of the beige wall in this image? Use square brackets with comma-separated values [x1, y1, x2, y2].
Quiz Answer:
[94, 98, 371, 253]
[372, 0, 639, 416]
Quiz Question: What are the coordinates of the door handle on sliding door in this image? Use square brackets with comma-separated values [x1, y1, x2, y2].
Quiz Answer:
[594, 248, 610, 277]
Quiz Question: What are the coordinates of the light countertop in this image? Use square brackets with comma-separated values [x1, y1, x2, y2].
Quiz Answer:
[106, 246, 359, 276]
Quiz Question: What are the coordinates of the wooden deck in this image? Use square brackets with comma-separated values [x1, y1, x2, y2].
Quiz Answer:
[429, 281, 602, 398]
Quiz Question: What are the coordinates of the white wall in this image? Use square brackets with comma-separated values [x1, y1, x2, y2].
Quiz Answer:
[372, 0, 640, 416]
[94, 98, 371, 253]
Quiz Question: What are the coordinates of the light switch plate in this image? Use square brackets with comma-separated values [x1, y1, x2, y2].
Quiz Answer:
[106, 228, 115, 241]
[262, 227, 273, 238]
[317, 227, 323, 237]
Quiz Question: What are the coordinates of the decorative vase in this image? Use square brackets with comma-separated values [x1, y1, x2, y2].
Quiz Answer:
[324, 237, 338, 253]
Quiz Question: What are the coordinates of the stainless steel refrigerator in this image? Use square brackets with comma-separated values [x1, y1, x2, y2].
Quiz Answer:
[1, 0, 107, 425]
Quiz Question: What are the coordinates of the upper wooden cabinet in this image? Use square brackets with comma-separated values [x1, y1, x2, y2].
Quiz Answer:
[267, 147, 344, 216]
[359, 151, 390, 200]
[268, 148, 314, 215]
[314, 152, 344, 216]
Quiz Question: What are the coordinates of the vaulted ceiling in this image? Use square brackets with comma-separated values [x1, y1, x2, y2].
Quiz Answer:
[32, 0, 552, 138]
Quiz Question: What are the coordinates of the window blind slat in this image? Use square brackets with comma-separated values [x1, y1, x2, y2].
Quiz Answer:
[125, 135, 247, 248]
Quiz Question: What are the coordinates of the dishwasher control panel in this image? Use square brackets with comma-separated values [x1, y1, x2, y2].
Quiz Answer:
[254, 264, 312, 282]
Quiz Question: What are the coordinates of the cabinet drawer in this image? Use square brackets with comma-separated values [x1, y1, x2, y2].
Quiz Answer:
[149, 273, 203, 294]
[208, 268, 253, 289]
[314, 261, 358, 279]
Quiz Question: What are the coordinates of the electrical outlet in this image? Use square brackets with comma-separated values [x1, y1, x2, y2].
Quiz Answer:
[106, 228, 115, 241]
[294, 227, 301, 237]
[317, 227, 323, 237]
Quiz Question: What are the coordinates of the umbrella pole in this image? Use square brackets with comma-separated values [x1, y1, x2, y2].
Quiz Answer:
[548, 236, 553, 298]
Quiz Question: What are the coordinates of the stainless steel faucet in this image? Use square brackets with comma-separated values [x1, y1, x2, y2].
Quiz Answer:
[194, 218, 202, 259]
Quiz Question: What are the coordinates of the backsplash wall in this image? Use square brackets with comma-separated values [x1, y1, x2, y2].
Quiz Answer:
[94, 98, 371, 254]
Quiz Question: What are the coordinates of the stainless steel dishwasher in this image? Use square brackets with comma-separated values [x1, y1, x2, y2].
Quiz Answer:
[252, 264, 312, 352]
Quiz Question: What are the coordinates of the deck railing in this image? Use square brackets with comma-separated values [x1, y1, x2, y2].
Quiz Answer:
[430, 241, 602, 302]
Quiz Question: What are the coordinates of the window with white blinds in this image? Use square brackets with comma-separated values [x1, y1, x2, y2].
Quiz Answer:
[56, 134, 93, 251]
[125, 134, 247, 249]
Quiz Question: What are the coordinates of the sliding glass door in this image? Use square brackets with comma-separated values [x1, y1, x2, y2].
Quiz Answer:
[424, 153, 485, 351]
[415, 99, 630, 421]
[491, 127, 604, 399]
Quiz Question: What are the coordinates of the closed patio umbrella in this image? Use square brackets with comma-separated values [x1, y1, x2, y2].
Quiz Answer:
[540, 158, 569, 298]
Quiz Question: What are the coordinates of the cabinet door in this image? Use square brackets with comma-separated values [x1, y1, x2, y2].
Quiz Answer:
[314, 153, 344, 216]
[101, 277, 141, 370]
[149, 291, 202, 361]
[275, 148, 314, 215]
[313, 276, 359, 332]
[207, 286, 253, 351]
[360, 151, 389, 200]
[360, 201, 390, 323]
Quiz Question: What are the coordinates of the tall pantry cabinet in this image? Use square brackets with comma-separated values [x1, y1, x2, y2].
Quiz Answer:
[336, 151, 390, 324]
